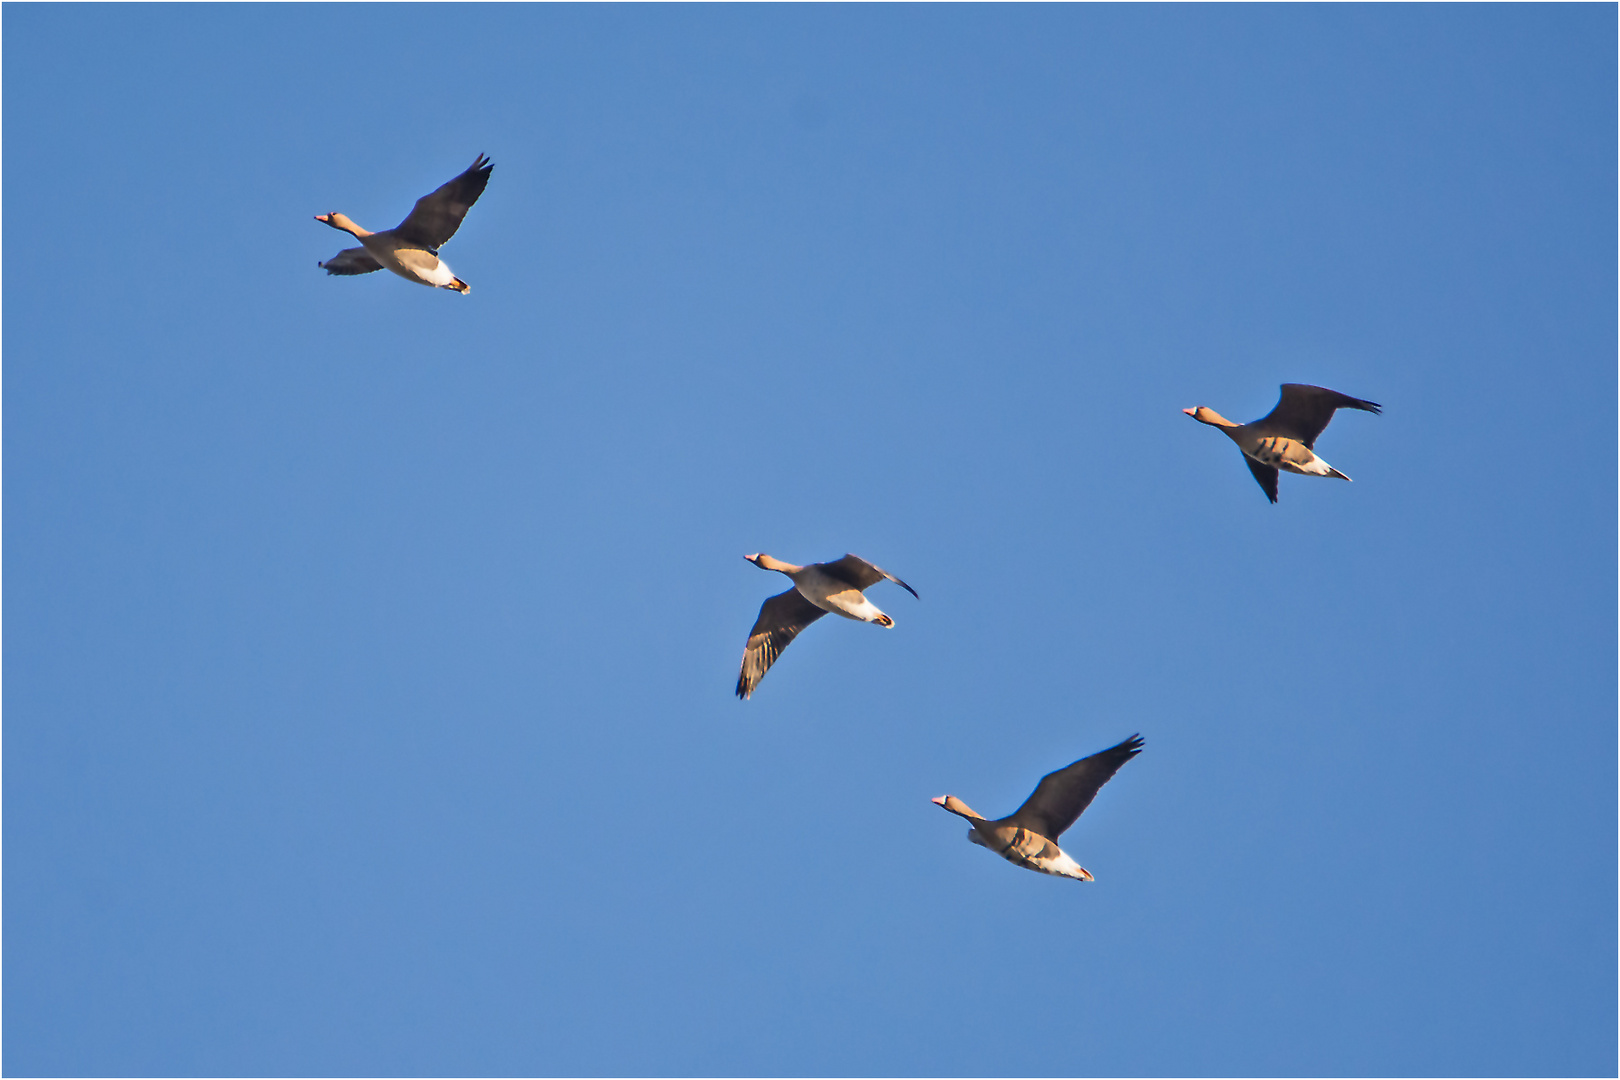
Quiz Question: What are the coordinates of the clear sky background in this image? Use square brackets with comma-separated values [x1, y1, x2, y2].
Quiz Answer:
[5, 5, 1614, 1077]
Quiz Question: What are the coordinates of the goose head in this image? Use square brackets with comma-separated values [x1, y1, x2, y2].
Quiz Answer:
[1183, 406, 1236, 428]
[932, 795, 983, 822]
[314, 212, 363, 234]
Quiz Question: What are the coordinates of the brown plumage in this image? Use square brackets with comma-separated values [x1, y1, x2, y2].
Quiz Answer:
[316, 154, 493, 293]
[1184, 384, 1381, 502]
[736, 553, 918, 700]
[933, 735, 1143, 881]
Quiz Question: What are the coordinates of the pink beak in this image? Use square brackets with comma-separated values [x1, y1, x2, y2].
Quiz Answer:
[1182, 407, 1197, 416]
[931, 796, 947, 806]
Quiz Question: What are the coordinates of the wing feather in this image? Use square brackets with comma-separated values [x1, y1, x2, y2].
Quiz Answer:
[1253, 384, 1381, 448]
[393, 154, 493, 250]
[1007, 734, 1143, 840]
[818, 554, 919, 599]
[736, 589, 827, 699]
[318, 247, 384, 276]
[1244, 455, 1280, 503]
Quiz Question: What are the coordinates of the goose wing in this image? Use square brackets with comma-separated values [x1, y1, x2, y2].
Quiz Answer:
[818, 554, 919, 599]
[736, 589, 827, 699]
[393, 154, 494, 250]
[319, 247, 383, 275]
[1253, 384, 1381, 448]
[1007, 734, 1143, 840]
[1244, 455, 1280, 503]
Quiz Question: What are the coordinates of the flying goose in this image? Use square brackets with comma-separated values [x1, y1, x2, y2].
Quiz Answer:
[933, 734, 1143, 881]
[736, 553, 918, 700]
[315, 154, 493, 293]
[1184, 383, 1381, 503]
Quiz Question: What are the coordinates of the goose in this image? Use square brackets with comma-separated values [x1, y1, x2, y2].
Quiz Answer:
[933, 734, 1143, 881]
[736, 553, 918, 700]
[315, 154, 493, 293]
[1184, 383, 1381, 503]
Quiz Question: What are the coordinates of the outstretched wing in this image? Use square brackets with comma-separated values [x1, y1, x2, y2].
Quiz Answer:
[393, 154, 494, 249]
[319, 247, 383, 275]
[736, 589, 828, 699]
[818, 554, 919, 599]
[1008, 734, 1144, 840]
[1244, 455, 1280, 503]
[1253, 384, 1381, 449]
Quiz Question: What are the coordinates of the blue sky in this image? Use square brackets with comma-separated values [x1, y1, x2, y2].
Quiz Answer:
[5, 5, 1614, 1076]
